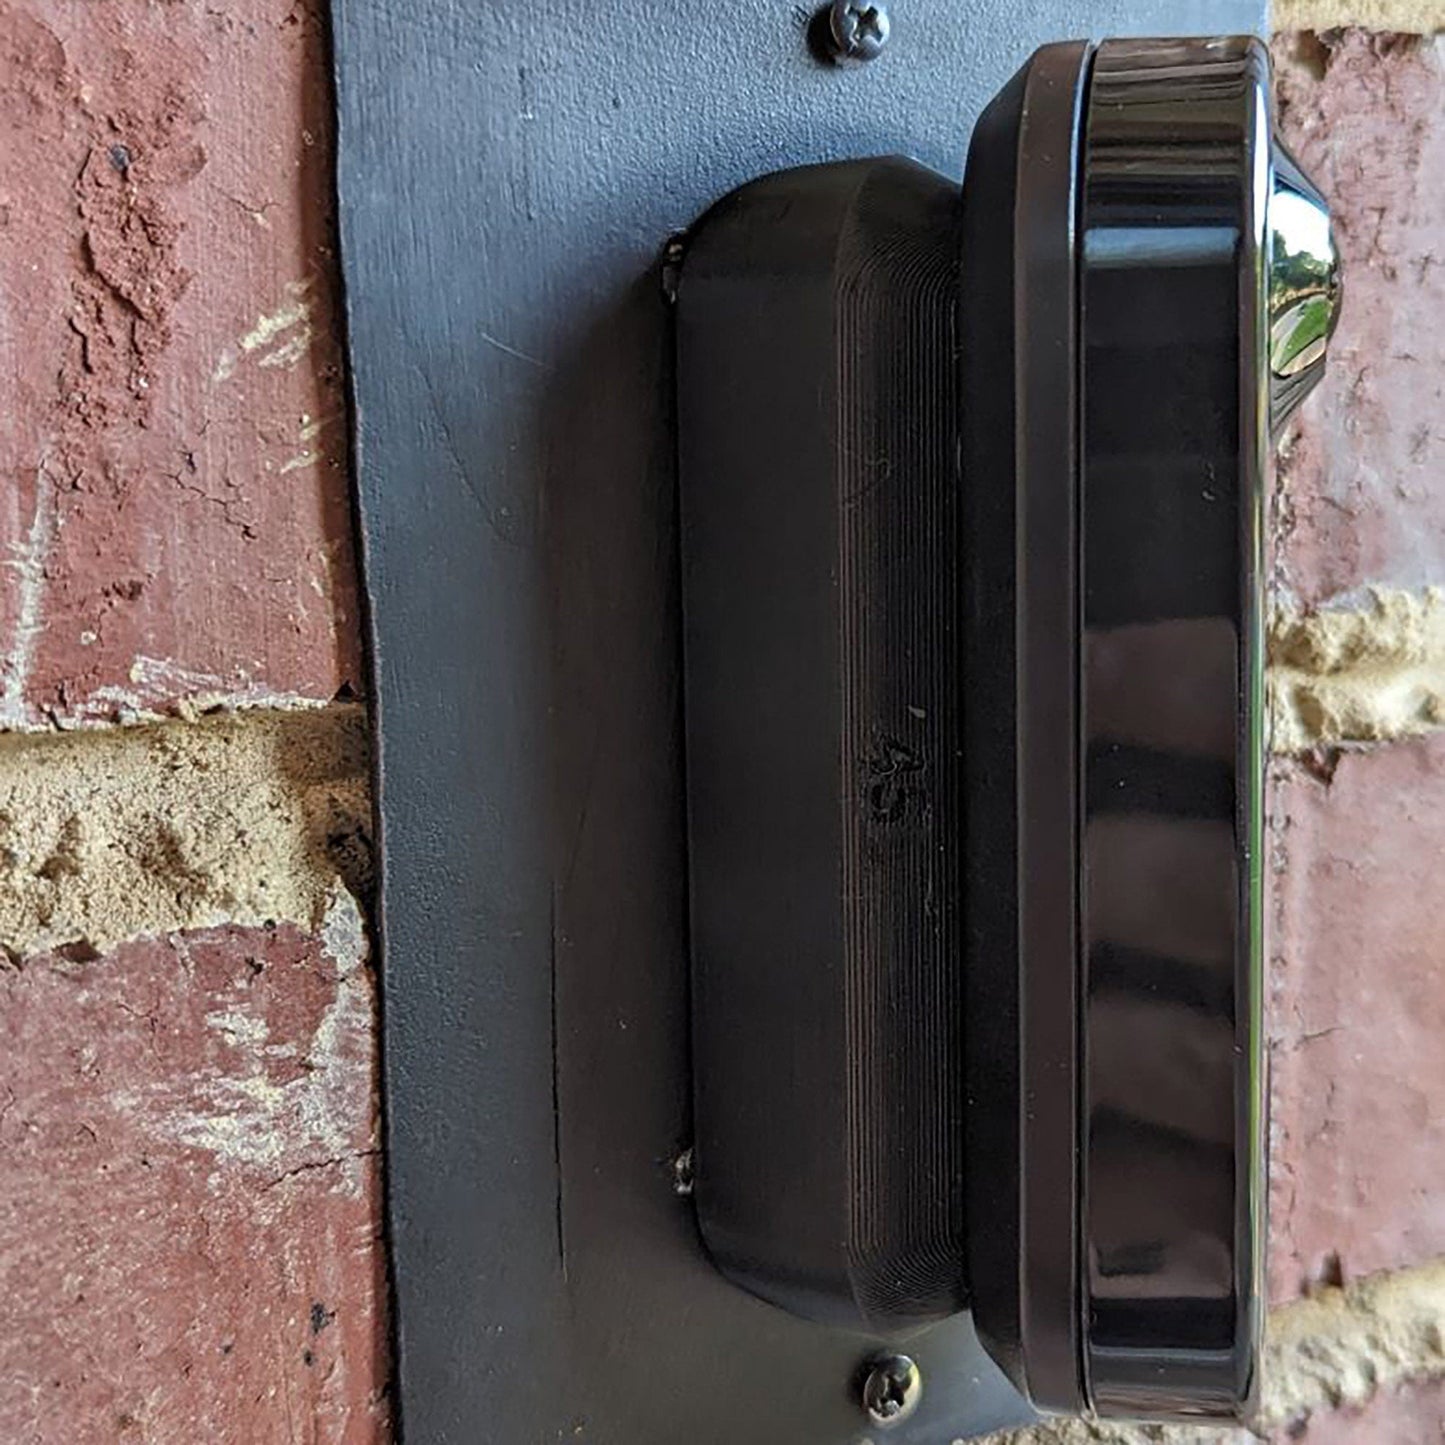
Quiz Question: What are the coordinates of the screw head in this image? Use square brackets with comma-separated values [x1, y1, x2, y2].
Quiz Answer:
[828, 0, 890, 62]
[860, 1353, 921, 1427]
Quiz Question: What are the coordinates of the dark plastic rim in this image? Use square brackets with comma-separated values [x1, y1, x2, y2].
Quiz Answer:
[973, 34, 1270, 1422]
[1074, 36, 1267, 1418]
[1011, 37, 1091, 1416]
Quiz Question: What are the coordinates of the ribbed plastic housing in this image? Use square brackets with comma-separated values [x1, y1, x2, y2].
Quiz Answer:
[677, 156, 967, 1331]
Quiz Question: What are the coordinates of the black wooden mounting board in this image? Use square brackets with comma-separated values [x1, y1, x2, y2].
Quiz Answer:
[329, 2, 1262, 1440]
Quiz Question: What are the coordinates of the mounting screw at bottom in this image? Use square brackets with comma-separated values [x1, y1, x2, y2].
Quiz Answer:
[860, 1353, 922, 1427]
[660, 232, 688, 304]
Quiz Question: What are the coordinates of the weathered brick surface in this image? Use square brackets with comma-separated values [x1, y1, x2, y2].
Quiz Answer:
[0, 911, 387, 1443]
[1272, 31, 1445, 606]
[0, 0, 360, 727]
[1269, 740, 1445, 1300]
[1266, 29, 1445, 1318]
[1283, 1377, 1445, 1443]
[0, 3, 385, 1438]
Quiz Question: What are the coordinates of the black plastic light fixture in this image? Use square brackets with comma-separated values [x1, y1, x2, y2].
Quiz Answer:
[676, 36, 1338, 1423]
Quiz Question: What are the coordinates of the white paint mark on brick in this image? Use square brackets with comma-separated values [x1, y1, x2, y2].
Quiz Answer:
[239, 290, 310, 354]
[212, 281, 315, 382]
[115, 895, 375, 1191]
[257, 328, 314, 371]
[71, 654, 330, 727]
[205, 1009, 271, 1049]
[320, 883, 367, 978]
[0, 467, 56, 732]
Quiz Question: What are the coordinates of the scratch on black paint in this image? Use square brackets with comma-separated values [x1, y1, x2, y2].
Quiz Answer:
[478, 329, 546, 369]
[550, 889, 567, 1283]
[408, 349, 530, 547]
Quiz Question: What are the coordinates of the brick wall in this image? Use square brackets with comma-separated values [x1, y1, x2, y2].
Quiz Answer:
[2, 3, 1443, 1443]
[0, 0, 386, 1439]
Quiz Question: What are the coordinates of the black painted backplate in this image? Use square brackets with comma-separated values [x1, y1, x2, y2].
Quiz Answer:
[330, 2, 1261, 1440]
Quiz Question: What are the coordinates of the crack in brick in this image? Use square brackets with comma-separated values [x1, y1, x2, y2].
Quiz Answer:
[260, 1147, 380, 1194]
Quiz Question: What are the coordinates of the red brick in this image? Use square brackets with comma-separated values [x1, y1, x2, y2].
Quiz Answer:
[0, 0, 360, 727]
[0, 923, 387, 1443]
[1269, 737, 1445, 1302]
[1272, 32, 1445, 603]
[1264, 31, 1445, 1315]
